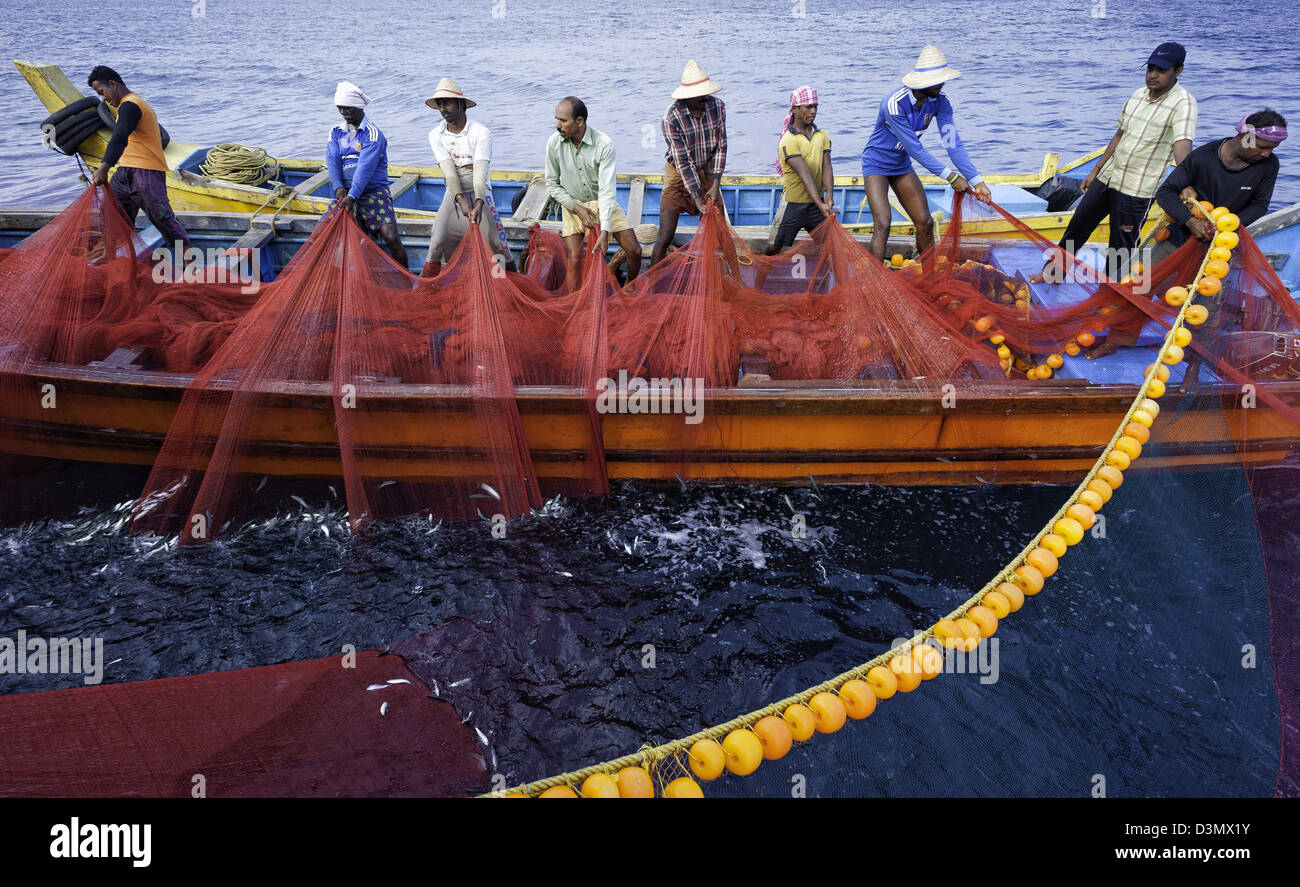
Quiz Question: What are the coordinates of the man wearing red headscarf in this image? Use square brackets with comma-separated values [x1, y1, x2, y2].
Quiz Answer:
[1154, 109, 1285, 257]
[767, 85, 836, 255]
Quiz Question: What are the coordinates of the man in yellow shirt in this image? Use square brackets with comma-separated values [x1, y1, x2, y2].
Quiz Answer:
[768, 86, 836, 254]
[88, 66, 191, 252]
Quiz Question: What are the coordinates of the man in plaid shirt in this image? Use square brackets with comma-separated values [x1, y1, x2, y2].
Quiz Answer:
[1036, 42, 1196, 286]
[650, 60, 728, 265]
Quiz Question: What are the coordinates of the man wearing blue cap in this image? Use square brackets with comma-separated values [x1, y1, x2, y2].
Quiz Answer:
[1035, 42, 1196, 286]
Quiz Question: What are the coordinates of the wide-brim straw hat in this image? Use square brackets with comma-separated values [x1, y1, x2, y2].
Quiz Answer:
[900, 45, 960, 89]
[425, 77, 477, 110]
[671, 60, 722, 100]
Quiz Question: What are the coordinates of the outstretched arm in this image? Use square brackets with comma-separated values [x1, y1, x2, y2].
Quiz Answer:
[93, 101, 142, 185]
[935, 100, 988, 200]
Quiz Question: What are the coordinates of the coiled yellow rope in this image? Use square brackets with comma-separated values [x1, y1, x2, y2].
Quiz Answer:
[486, 222, 1230, 798]
[199, 143, 279, 186]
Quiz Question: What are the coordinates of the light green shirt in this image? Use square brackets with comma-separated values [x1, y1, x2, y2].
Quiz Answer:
[545, 125, 619, 230]
[1099, 83, 1197, 199]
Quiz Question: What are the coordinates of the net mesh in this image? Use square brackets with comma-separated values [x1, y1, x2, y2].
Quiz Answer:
[1, 184, 1298, 795]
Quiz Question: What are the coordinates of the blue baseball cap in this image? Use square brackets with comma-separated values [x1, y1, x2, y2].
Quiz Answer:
[1147, 42, 1186, 70]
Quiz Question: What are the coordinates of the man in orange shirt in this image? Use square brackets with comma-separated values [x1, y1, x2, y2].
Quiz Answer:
[88, 66, 192, 251]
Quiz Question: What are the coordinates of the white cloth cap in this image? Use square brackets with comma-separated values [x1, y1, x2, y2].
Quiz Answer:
[334, 81, 370, 108]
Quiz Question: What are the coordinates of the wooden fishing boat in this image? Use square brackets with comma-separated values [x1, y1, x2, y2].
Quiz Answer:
[1, 203, 1297, 488]
[16, 59, 1134, 253]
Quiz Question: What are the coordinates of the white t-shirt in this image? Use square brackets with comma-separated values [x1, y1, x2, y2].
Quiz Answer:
[429, 118, 492, 170]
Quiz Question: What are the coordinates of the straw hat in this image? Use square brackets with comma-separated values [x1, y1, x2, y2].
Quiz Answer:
[900, 45, 961, 89]
[671, 60, 722, 100]
[424, 77, 477, 110]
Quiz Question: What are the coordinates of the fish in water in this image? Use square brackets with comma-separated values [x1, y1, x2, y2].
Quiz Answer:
[449, 677, 470, 688]
[386, 678, 410, 685]
[480, 483, 501, 501]
[366, 684, 388, 691]
[290, 494, 310, 510]
[380, 702, 389, 717]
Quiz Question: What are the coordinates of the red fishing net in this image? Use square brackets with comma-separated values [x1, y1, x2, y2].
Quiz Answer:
[0, 651, 487, 797]
[3, 183, 1300, 794]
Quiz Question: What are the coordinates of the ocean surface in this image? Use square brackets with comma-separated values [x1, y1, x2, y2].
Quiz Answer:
[0, 0, 1295, 797]
[1, 0, 1298, 206]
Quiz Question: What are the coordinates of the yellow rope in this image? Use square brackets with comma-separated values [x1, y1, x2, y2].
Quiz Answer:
[486, 230, 1224, 798]
[199, 143, 280, 187]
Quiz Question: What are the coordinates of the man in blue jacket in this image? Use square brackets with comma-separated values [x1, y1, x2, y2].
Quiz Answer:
[860, 46, 990, 262]
[326, 81, 408, 268]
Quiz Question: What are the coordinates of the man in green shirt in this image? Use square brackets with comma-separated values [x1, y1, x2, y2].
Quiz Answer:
[1034, 42, 1196, 286]
[545, 97, 641, 289]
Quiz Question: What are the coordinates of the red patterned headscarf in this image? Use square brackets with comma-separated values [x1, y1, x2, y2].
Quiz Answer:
[777, 85, 819, 172]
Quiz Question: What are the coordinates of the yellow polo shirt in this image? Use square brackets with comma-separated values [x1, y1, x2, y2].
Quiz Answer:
[778, 126, 831, 204]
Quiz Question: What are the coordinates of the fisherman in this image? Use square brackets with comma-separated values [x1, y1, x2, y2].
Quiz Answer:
[423, 77, 514, 277]
[1153, 109, 1285, 386]
[545, 97, 641, 289]
[1154, 109, 1284, 255]
[87, 66, 192, 252]
[1033, 42, 1196, 284]
[859, 46, 990, 263]
[650, 61, 728, 266]
[767, 85, 836, 255]
[326, 81, 409, 268]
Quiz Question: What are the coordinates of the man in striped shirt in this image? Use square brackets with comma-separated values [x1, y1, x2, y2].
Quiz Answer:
[1036, 42, 1196, 285]
[650, 61, 727, 266]
[860, 46, 990, 262]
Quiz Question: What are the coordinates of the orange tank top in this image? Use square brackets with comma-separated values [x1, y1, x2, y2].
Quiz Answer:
[116, 93, 168, 172]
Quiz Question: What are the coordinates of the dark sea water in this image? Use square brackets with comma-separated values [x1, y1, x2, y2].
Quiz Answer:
[0, 0, 1296, 797]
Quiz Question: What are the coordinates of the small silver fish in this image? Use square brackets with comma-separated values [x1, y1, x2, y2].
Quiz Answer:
[320, 524, 330, 538]
[380, 702, 389, 716]
[475, 727, 489, 746]
[673, 472, 687, 492]
[366, 683, 388, 691]
[449, 678, 470, 688]
[255, 475, 268, 492]
[379, 480, 397, 489]
[386, 678, 410, 685]
[479, 483, 501, 501]
[431, 679, 440, 696]
[327, 485, 337, 498]
[556, 571, 573, 578]
[290, 494, 310, 510]
[783, 493, 797, 513]
[461, 710, 473, 724]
